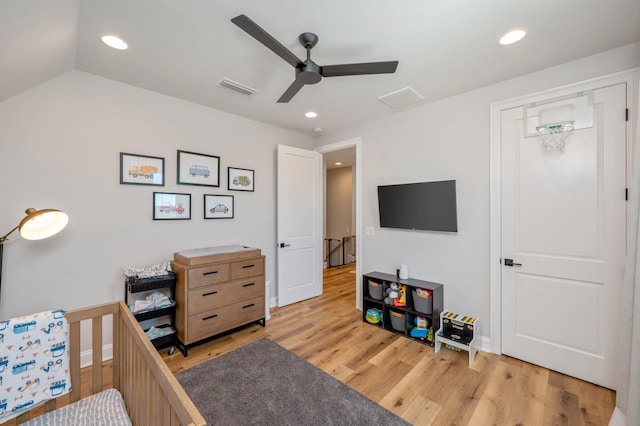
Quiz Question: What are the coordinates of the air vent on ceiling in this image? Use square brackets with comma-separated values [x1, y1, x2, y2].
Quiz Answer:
[218, 78, 258, 96]
[378, 86, 424, 109]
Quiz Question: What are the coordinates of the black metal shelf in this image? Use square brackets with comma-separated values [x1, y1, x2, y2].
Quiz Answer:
[146, 324, 177, 351]
[125, 271, 184, 356]
[126, 272, 177, 293]
[131, 301, 176, 322]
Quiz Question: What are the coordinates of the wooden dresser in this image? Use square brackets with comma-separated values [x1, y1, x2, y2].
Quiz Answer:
[171, 246, 265, 354]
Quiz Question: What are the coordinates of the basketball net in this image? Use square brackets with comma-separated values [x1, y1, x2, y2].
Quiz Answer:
[536, 121, 574, 151]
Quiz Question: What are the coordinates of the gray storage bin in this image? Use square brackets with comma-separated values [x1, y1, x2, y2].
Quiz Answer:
[368, 281, 384, 300]
[390, 310, 405, 332]
[412, 289, 433, 314]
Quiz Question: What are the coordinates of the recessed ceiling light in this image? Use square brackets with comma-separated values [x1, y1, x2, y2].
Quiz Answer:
[313, 127, 323, 133]
[101, 35, 128, 50]
[499, 29, 526, 45]
[305, 111, 318, 118]
[335, 162, 342, 166]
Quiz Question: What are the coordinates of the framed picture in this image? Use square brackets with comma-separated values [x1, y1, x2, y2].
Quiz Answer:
[228, 167, 255, 192]
[204, 194, 234, 219]
[120, 152, 164, 186]
[177, 150, 220, 187]
[153, 192, 191, 220]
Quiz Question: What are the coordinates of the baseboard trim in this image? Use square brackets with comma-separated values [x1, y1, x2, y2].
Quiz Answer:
[80, 344, 113, 368]
[476, 336, 493, 354]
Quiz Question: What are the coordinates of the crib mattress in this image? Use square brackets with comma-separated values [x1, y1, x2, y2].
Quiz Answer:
[21, 388, 131, 426]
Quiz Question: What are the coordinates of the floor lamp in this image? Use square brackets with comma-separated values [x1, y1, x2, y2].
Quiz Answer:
[0, 208, 69, 303]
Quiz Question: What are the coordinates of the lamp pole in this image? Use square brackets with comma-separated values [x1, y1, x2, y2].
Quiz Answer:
[0, 239, 3, 300]
[0, 230, 17, 301]
[0, 225, 24, 302]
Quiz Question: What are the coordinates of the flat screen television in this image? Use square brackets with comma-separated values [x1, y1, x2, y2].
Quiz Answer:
[377, 180, 458, 232]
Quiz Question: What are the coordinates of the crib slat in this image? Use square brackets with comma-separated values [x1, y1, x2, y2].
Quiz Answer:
[69, 320, 81, 403]
[92, 315, 103, 393]
[112, 309, 121, 391]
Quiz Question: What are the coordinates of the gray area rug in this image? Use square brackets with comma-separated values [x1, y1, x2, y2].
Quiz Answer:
[175, 338, 410, 426]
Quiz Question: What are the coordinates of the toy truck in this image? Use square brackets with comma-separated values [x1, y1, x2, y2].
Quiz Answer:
[233, 175, 251, 186]
[128, 165, 158, 179]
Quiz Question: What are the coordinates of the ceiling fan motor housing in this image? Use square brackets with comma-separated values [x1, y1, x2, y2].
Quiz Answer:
[296, 32, 322, 84]
[297, 61, 322, 84]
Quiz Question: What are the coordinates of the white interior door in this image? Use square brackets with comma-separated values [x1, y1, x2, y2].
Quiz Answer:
[277, 144, 323, 307]
[501, 83, 627, 389]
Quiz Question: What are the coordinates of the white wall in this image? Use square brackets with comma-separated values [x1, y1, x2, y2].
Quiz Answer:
[0, 70, 312, 319]
[314, 42, 640, 348]
[325, 166, 354, 266]
[326, 167, 353, 240]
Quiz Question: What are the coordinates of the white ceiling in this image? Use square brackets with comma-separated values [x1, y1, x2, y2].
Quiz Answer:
[324, 147, 356, 170]
[1, 0, 639, 136]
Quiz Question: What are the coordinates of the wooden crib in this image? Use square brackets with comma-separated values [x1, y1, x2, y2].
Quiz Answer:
[10, 301, 205, 425]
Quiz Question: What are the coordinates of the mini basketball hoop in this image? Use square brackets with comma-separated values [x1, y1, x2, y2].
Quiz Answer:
[535, 120, 575, 151]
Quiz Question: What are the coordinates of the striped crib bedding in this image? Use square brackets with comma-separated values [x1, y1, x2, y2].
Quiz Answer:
[21, 388, 131, 426]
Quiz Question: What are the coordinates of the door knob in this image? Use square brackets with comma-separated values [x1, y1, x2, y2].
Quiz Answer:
[279, 243, 291, 248]
[504, 258, 522, 267]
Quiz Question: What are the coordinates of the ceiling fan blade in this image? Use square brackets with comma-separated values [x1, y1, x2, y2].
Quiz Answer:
[322, 61, 398, 77]
[231, 15, 302, 68]
[277, 80, 305, 103]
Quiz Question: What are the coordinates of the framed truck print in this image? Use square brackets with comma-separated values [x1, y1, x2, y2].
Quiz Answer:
[228, 167, 254, 192]
[153, 192, 191, 220]
[204, 194, 234, 219]
[120, 152, 164, 186]
[177, 150, 220, 187]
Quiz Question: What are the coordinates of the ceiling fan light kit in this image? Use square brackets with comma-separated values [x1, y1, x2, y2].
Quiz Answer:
[231, 14, 399, 103]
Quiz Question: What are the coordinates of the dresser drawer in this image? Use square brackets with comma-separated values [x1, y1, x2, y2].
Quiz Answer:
[230, 257, 264, 279]
[187, 264, 231, 289]
[187, 297, 265, 343]
[188, 278, 265, 314]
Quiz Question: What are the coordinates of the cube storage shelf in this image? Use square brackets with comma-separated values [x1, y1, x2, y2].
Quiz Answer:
[362, 271, 443, 346]
[125, 272, 184, 356]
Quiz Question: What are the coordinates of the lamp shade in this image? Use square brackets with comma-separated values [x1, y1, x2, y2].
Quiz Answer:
[18, 208, 69, 240]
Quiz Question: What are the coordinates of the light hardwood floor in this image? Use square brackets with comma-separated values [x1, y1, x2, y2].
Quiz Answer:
[162, 264, 616, 426]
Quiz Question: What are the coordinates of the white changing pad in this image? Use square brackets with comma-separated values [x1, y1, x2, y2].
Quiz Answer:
[176, 244, 254, 258]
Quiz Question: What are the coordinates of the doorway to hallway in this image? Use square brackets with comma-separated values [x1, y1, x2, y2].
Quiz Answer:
[317, 138, 363, 309]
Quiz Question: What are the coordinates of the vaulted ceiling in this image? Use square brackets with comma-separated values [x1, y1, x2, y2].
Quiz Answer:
[2, 0, 639, 136]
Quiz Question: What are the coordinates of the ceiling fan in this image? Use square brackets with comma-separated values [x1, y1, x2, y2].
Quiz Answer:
[231, 14, 399, 103]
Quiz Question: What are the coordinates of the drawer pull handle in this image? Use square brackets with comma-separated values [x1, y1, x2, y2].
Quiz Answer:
[202, 314, 218, 321]
[242, 303, 255, 309]
[202, 291, 218, 296]
[242, 282, 255, 287]
[202, 271, 219, 276]
[242, 264, 255, 269]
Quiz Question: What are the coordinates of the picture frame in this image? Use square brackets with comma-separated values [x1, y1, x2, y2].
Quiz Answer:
[204, 194, 234, 219]
[153, 192, 191, 220]
[120, 152, 164, 186]
[228, 167, 255, 192]
[177, 150, 220, 187]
